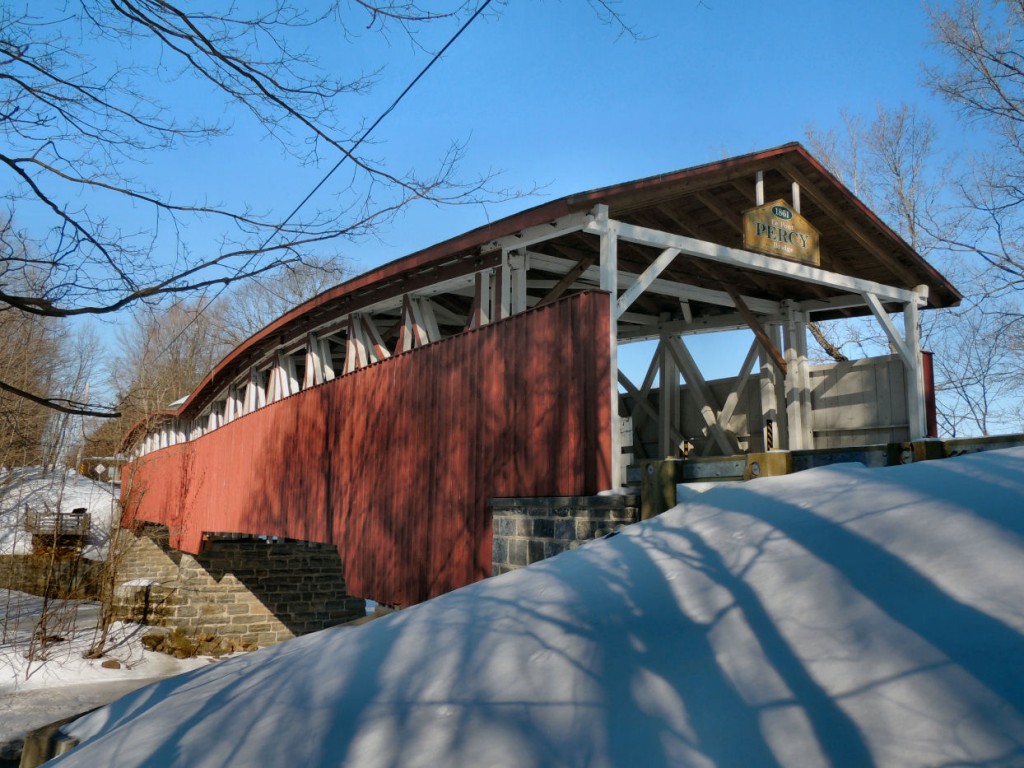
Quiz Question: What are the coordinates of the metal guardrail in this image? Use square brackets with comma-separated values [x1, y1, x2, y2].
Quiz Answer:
[24, 506, 91, 538]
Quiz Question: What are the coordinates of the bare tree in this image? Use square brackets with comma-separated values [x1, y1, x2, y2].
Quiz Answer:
[214, 255, 350, 349]
[926, 0, 1024, 292]
[805, 103, 950, 360]
[1, 1, 504, 417]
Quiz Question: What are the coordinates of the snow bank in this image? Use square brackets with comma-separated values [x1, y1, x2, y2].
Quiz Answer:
[54, 448, 1024, 767]
[0, 590, 214, 748]
[0, 468, 117, 560]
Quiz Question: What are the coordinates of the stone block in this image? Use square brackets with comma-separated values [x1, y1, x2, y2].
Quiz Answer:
[528, 540, 545, 564]
[491, 537, 507, 565]
[553, 519, 576, 541]
[531, 518, 555, 538]
[493, 517, 517, 538]
[544, 541, 566, 558]
[575, 520, 604, 540]
[508, 539, 528, 567]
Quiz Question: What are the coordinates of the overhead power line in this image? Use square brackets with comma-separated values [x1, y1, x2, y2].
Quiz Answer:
[147, 0, 495, 399]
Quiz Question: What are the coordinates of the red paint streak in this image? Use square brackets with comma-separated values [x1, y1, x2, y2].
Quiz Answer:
[122, 292, 611, 606]
[922, 350, 937, 438]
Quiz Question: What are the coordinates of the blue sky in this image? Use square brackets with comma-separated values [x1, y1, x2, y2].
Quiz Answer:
[172, 0, 960, 269]
[78, 0, 967, 379]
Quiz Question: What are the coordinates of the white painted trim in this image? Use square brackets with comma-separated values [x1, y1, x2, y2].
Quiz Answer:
[526, 251, 781, 315]
[486, 211, 590, 253]
[666, 336, 736, 455]
[718, 339, 760, 432]
[320, 338, 336, 381]
[586, 219, 920, 305]
[863, 293, 913, 368]
[616, 247, 681, 319]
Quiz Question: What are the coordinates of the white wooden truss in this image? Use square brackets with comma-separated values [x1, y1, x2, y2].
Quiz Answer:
[137, 199, 932, 494]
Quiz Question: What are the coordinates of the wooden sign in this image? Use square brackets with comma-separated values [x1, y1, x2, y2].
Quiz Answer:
[742, 199, 820, 266]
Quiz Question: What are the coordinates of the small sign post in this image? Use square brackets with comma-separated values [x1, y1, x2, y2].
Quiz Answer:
[742, 199, 820, 266]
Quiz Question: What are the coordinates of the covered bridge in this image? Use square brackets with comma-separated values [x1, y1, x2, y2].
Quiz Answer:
[123, 143, 960, 606]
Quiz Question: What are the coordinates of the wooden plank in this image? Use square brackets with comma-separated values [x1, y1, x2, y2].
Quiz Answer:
[718, 339, 759, 431]
[616, 247, 681, 318]
[778, 158, 926, 289]
[723, 285, 787, 375]
[665, 336, 736, 455]
[863, 292, 913, 367]
[618, 370, 686, 448]
[588, 219, 920, 304]
[537, 254, 596, 307]
[528, 250, 782, 315]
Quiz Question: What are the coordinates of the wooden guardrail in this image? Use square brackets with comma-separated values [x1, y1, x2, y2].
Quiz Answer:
[24, 506, 91, 538]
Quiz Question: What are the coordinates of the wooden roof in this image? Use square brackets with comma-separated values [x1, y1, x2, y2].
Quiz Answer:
[171, 142, 959, 422]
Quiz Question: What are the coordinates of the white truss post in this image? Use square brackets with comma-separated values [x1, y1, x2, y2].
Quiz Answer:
[344, 315, 369, 374]
[596, 204, 621, 488]
[224, 388, 237, 423]
[758, 340, 779, 451]
[864, 288, 928, 440]
[470, 270, 492, 329]
[509, 251, 529, 315]
[285, 353, 300, 395]
[320, 338, 336, 381]
[795, 312, 813, 448]
[498, 252, 512, 321]
[244, 367, 259, 414]
[267, 358, 282, 403]
[305, 333, 324, 388]
[414, 299, 442, 343]
[256, 370, 267, 409]
[658, 336, 678, 458]
[782, 302, 811, 450]
[667, 336, 737, 456]
[770, 323, 789, 449]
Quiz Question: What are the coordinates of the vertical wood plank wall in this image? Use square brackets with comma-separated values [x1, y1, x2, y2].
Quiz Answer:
[626, 353, 934, 455]
[122, 292, 612, 606]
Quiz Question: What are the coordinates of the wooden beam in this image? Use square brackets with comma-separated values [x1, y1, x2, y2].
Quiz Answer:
[863, 292, 913, 368]
[616, 247, 681, 319]
[665, 336, 737, 455]
[723, 285, 788, 375]
[695, 191, 744, 235]
[536, 254, 596, 307]
[527, 251, 781, 315]
[778, 159, 925, 289]
[618, 369, 686, 449]
[587, 219, 920, 304]
[718, 339, 760, 432]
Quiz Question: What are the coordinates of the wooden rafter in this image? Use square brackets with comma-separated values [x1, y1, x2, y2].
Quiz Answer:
[723, 285, 787, 375]
[665, 336, 738, 455]
[536, 253, 596, 307]
[778, 159, 924, 288]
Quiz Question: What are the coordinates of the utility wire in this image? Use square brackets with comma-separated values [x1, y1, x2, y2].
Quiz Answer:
[269, 0, 495, 250]
[147, 0, 494, 394]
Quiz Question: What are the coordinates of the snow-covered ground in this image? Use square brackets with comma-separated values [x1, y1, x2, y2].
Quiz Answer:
[48, 447, 1024, 767]
[0, 469, 211, 755]
[0, 590, 216, 754]
[0, 468, 118, 560]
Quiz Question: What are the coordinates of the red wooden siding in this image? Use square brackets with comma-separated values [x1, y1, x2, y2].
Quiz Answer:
[122, 292, 612, 605]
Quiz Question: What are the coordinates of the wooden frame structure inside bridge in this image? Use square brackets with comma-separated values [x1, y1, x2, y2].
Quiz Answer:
[124, 143, 960, 604]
